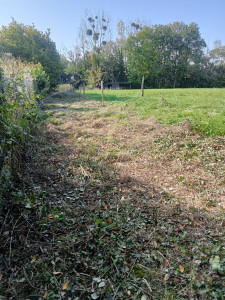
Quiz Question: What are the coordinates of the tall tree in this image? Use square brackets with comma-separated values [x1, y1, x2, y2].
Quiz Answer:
[209, 44, 225, 87]
[101, 41, 127, 82]
[76, 11, 111, 87]
[126, 22, 206, 88]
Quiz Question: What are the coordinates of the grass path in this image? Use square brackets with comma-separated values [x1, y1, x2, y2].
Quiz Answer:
[2, 91, 224, 299]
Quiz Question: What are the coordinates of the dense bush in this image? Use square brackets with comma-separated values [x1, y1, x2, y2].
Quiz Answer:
[0, 19, 62, 90]
[0, 55, 46, 196]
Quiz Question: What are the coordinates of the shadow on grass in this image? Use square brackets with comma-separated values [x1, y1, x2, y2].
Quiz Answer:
[44, 104, 95, 113]
[86, 91, 135, 102]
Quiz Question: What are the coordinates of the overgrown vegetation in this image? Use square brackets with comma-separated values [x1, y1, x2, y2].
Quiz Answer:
[1, 90, 224, 299]
[0, 54, 48, 197]
[0, 19, 61, 90]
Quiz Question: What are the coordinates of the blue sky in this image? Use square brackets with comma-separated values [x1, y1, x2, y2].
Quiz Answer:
[0, 0, 224, 51]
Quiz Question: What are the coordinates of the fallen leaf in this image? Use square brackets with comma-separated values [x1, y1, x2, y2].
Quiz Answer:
[164, 274, 169, 282]
[153, 241, 157, 248]
[179, 265, 184, 273]
[43, 291, 47, 299]
[174, 277, 182, 283]
[49, 215, 56, 219]
[163, 258, 169, 266]
[141, 295, 148, 300]
[108, 218, 112, 224]
[53, 271, 63, 275]
[32, 255, 37, 261]
[127, 290, 131, 296]
[0, 274, 2, 281]
[62, 281, 70, 290]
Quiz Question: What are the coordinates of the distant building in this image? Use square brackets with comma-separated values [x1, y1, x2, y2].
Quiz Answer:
[103, 82, 131, 90]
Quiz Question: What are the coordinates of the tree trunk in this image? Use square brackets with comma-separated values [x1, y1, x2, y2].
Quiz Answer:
[83, 84, 86, 99]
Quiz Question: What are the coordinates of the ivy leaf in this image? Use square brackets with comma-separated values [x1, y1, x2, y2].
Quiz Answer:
[98, 281, 105, 288]
[209, 256, 221, 270]
[93, 277, 101, 283]
[91, 292, 99, 299]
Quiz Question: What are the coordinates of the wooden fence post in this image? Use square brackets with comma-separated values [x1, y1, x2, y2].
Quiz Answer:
[141, 76, 144, 97]
[101, 80, 104, 106]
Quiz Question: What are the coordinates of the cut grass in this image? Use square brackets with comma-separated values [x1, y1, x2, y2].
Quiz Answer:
[85, 88, 225, 136]
[1, 90, 224, 300]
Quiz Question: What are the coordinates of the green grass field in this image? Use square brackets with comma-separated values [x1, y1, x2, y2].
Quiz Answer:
[85, 88, 225, 136]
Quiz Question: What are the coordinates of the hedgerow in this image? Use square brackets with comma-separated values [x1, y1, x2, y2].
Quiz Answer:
[0, 54, 49, 198]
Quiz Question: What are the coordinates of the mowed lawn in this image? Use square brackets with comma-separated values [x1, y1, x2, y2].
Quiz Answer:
[85, 88, 225, 136]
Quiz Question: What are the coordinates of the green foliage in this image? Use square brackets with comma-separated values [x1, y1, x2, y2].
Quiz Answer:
[32, 63, 50, 97]
[126, 22, 207, 88]
[0, 19, 61, 90]
[209, 45, 225, 87]
[101, 42, 127, 82]
[0, 55, 42, 191]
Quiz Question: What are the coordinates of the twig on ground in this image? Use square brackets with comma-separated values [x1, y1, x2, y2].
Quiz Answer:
[112, 286, 120, 300]
[23, 267, 39, 290]
[143, 278, 152, 293]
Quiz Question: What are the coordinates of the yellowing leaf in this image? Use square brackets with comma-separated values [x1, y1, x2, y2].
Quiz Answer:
[153, 241, 157, 248]
[32, 255, 37, 261]
[179, 265, 184, 273]
[108, 218, 112, 224]
[43, 291, 47, 299]
[62, 281, 70, 290]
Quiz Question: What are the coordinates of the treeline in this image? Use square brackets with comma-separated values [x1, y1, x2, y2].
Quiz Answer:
[62, 13, 225, 89]
[1, 17, 224, 92]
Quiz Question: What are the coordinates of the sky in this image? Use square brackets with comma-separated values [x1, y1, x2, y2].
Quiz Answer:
[0, 0, 224, 52]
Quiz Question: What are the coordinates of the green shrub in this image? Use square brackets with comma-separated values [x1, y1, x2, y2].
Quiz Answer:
[0, 56, 43, 196]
